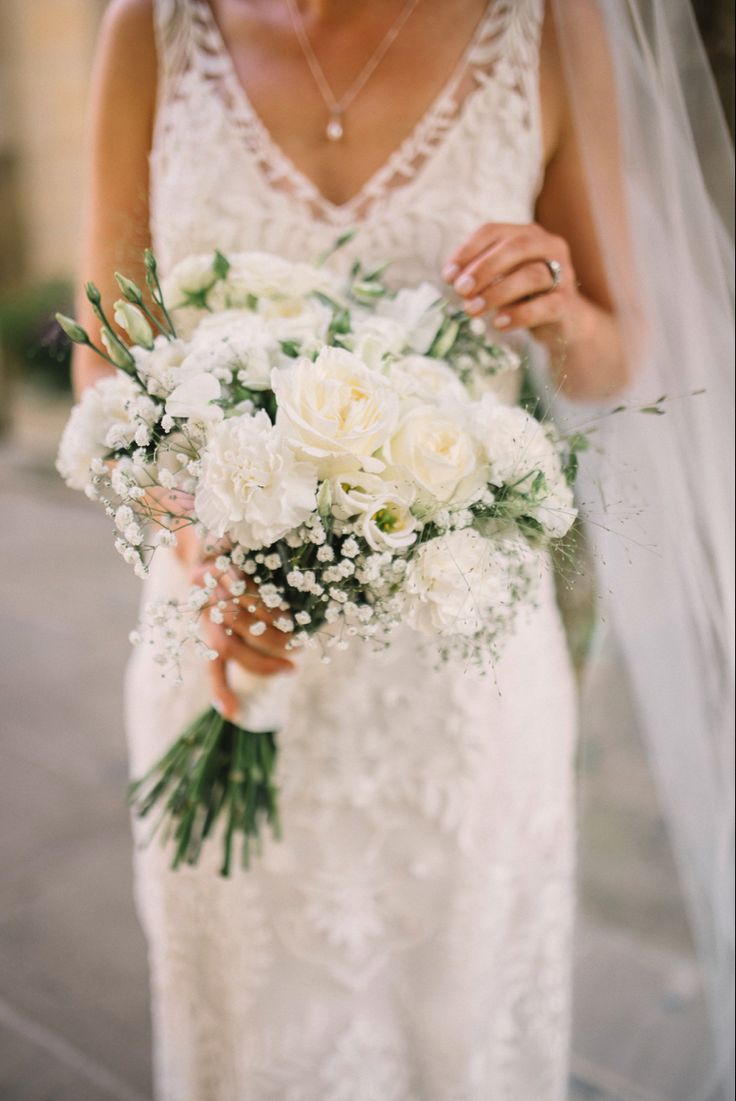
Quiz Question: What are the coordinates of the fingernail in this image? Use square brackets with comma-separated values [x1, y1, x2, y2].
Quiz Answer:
[442, 262, 459, 282]
[465, 296, 486, 315]
[211, 698, 224, 715]
[494, 313, 511, 328]
[454, 273, 475, 295]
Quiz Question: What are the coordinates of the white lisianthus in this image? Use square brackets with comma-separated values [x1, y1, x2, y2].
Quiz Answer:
[329, 473, 417, 552]
[194, 410, 318, 549]
[165, 372, 223, 423]
[377, 282, 444, 353]
[384, 404, 485, 508]
[181, 310, 280, 390]
[387, 354, 468, 407]
[273, 347, 399, 476]
[56, 373, 142, 489]
[133, 336, 188, 397]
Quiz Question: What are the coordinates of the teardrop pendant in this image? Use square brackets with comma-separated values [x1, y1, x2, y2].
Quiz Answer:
[325, 113, 344, 142]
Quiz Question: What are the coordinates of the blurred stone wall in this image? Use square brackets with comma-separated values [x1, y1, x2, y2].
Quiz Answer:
[0, 0, 106, 290]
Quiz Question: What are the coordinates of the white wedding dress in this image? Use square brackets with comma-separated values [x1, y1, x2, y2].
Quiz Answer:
[125, 2, 578, 1098]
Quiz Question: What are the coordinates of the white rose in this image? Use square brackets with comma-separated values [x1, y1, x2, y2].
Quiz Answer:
[195, 410, 318, 549]
[403, 528, 510, 637]
[165, 372, 223, 423]
[384, 404, 485, 508]
[56, 373, 142, 489]
[377, 282, 444, 353]
[181, 310, 281, 390]
[329, 473, 417, 552]
[387, 354, 468, 407]
[273, 346, 399, 476]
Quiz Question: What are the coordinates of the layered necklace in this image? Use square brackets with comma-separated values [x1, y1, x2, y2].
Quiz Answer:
[286, 0, 423, 142]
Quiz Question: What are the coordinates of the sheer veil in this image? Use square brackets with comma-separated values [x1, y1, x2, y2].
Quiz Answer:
[548, 2, 734, 1097]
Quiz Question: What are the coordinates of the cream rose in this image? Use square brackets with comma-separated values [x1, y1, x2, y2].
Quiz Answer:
[273, 347, 399, 476]
[384, 404, 485, 508]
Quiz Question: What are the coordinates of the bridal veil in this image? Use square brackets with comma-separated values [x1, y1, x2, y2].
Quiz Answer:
[549, 2, 734, 1097]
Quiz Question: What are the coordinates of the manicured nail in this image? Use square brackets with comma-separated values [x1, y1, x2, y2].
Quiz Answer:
[442, 262, 459, 282]
[494, 313, 511, 328]
[465, 296, 486, 315]
[211, 698, 224, 714]
[454, 273, 475, 295]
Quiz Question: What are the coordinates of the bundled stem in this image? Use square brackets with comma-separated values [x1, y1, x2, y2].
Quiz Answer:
[128, 706, 280, 876]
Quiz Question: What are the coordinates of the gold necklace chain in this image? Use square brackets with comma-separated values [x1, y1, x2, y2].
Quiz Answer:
[286, 0, 423, 141]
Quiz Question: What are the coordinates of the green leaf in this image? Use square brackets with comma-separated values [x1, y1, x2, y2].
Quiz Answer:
[639, 406, 666, 415]
[213, 250, 231, 279]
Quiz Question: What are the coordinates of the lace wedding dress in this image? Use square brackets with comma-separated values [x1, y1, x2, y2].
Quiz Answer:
[125, 2, 578, 1098]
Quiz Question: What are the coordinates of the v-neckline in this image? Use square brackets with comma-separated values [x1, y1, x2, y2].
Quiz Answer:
[196, 0, 503, 220]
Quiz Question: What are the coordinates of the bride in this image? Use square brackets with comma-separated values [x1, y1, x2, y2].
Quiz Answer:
[72, 1, 734, 1098]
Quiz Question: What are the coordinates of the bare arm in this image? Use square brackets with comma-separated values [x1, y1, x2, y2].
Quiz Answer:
[73, 0, 156, 397]
[445, 0, 631, 401]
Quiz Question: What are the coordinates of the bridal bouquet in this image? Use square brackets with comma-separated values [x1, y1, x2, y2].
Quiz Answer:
[56, 245, 581, 874]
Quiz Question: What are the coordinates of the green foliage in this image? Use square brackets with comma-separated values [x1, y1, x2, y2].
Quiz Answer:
[0, 279, 74, 391]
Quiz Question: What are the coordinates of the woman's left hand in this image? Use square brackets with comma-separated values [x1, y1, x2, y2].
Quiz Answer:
[442, 222, 581, 338]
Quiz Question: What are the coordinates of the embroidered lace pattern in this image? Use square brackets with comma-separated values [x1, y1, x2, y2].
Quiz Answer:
[127, 3, 578, 1098]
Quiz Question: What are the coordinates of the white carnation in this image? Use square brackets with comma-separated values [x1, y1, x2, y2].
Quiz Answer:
[273, 346, 399, 476]
[165, 372, 223, 424]
[132, 337, 188, 397]
[56, 373, 142, 489]
[181, 310, 281, 390]
[403, 528, 513, 637]
[194, 410, 318, 549]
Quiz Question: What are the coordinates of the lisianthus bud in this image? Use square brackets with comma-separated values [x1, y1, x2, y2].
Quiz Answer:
[85, 281, 102, 306]
[114, 300, 154, 348]
[115, 272, 144, 304]
[55, 313, 88, 344]
[101, 325, 135, 370]
[316, 479, 332, 518]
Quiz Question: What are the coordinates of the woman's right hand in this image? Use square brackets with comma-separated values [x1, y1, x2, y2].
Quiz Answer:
[190, 562, 295, 721]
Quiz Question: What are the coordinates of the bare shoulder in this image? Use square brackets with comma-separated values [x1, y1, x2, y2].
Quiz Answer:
[96, 0, 157, 99]
[91, 0, 157, 133]
[539, 0, 612, 161]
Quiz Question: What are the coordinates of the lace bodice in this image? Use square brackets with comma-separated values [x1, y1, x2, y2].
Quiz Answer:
[150, 0, 545, 283]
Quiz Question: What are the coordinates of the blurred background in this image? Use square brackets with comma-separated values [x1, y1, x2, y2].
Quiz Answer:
[0, 2, 733, 1099]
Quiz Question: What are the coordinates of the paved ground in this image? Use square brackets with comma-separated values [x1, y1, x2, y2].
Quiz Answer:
[0, 388, 714, 1101]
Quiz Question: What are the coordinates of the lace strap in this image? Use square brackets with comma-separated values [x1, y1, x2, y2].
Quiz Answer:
[151, 0, 200, 101]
